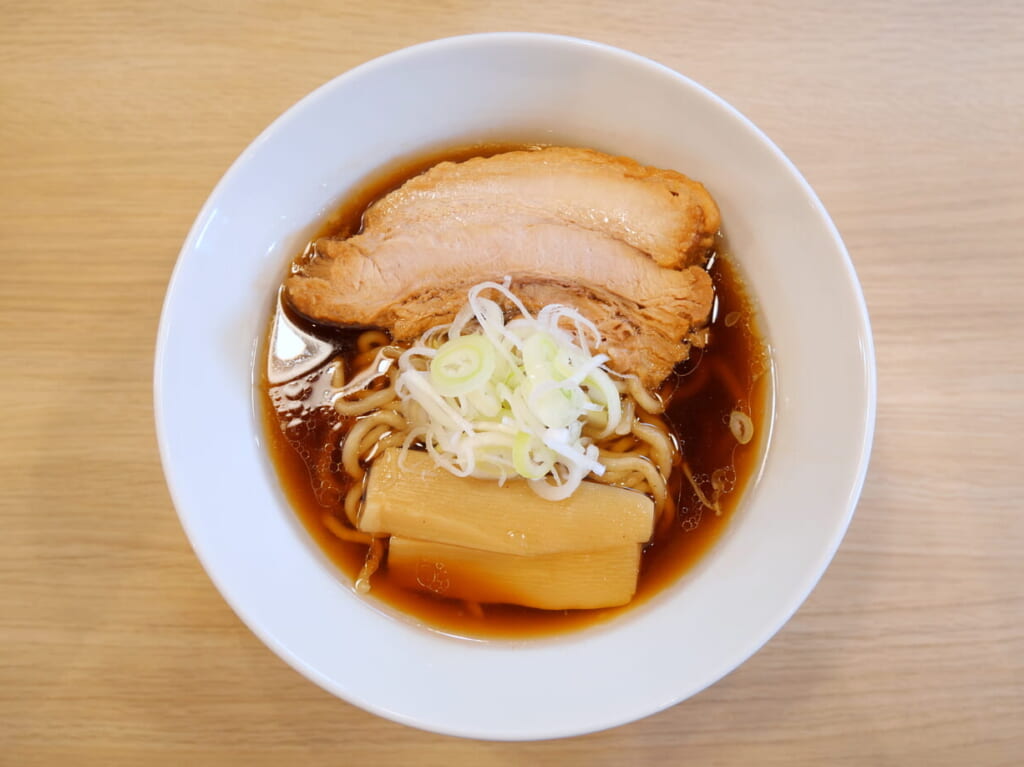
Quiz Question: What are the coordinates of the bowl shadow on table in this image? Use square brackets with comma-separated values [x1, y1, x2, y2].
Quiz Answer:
[554, 469, 888, 759]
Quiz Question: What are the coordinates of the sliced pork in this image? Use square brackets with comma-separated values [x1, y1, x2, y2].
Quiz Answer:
[362, 147, 719, 269]
[285, 147, 720, 387]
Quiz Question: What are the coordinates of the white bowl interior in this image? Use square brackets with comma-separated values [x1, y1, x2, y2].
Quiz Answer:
[155, 34, 875, 740]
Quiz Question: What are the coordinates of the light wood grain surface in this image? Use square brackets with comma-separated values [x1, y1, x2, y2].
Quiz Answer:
[2, 1, 1022, 764]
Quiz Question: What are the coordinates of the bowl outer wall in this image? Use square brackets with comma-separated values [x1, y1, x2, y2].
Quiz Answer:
[154, 33, 876, 740]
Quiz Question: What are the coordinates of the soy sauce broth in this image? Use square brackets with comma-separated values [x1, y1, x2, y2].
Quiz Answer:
[260, 145, 771, 639]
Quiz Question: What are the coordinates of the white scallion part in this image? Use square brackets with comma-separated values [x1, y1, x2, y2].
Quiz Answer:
[394, 278, 628, 500]
[729, 410, 754, 445]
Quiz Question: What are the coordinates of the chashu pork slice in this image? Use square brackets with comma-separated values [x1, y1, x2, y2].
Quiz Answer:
[362, 146, 719, 270]
[287, 216, 713, 388]
[285, 146, 720, 388]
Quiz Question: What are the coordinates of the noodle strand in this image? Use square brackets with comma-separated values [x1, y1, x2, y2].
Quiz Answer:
[354, 537, 385, 594]
[322, 513, 373, 545]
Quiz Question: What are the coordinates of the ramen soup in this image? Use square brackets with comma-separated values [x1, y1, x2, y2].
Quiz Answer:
[262, 145, 770, 639]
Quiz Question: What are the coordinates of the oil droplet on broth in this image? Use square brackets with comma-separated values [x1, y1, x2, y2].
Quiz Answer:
[416, 561, 451, 595]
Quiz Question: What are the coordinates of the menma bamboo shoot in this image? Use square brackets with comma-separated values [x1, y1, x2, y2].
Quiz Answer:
[387, 537, 642, 610]
[358, 448, 654, 555]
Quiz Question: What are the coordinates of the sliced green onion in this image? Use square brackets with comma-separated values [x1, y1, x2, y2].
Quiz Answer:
[583, 368, 622, 438]
[395, 278, 630, 500]
[512, 431, 556, 479]
[429, 334, 495, 396]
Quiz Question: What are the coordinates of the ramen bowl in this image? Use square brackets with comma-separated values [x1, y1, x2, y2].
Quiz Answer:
[154, 33, 875, 740]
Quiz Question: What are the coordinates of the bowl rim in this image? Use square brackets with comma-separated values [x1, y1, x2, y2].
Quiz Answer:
[154, 32, 877, 740]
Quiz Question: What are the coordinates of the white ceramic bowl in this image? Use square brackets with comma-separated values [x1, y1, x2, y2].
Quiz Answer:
[155, 33, 875, 740]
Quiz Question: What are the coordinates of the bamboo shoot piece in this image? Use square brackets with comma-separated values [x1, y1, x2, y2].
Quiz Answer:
[388, 537, 642, 610]
[359, 448, 654, 555]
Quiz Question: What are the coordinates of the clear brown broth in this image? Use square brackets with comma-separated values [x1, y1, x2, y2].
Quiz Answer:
[260, 144, 771, 639]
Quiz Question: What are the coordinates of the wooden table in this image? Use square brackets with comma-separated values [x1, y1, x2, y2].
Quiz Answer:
[2, 2, 1021, 764]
